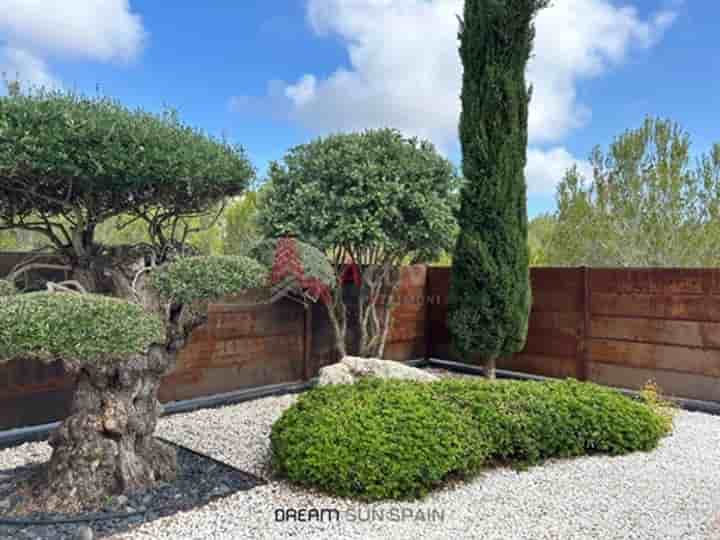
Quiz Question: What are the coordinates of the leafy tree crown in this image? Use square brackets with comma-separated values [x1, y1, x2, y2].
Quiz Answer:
[0, 88, 254, 251]
[259, 128, 459, 265]
[0, 292, 165, 363]
[149, 255, 268, 306]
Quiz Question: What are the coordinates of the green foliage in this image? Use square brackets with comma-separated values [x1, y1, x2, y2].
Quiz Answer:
[271, 379, 487, 501]
[260, 128, 459, 265]
[0, 279, 16, 297]
[271, 378, 670, 501]
[548, 117, 720, 267]
[0, 231, 19, 250]
[435, 378, 670, 465]
[223, 192, 262, 256]
[249, 238, 337, 302]
[150, 255, 268, 306]
[0, 87, 254, 259]
[639, 380, 676, 434]
[261, 128, 459, 357]
[528, 213, 557, 266]
[0, 292, 165, 363]
[96, 206, 225, 256]
[449, 1, 547, 362]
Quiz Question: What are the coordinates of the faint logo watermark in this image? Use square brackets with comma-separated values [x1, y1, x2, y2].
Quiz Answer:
[274, 506, 445, 523]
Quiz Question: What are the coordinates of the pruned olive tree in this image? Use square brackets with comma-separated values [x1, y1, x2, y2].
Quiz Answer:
[0, 256, 266, 513]
[0, 86, 254, 294]
[260, 129, 458, 358]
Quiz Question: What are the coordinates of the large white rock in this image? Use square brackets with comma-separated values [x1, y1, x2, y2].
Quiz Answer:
[318, 356, 438, 386]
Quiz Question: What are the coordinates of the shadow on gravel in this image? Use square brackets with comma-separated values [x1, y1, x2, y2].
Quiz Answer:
[0, 438, 265, 540]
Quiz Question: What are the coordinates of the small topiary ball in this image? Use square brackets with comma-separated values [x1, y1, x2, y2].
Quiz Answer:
[0, 292, 165, 364]
[149, 255, 268, 305]
[0, 279, 16, 297]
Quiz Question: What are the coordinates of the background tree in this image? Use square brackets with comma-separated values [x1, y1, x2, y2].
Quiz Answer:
[547, 117, 720, 267]
[0, 86, 254, 292]
[260, 129, 458, 358]
[0, 256, 267, 513]
[223, 191, 263, 256]
[527, 213, 556, 266]
[448, 0, 548, 378]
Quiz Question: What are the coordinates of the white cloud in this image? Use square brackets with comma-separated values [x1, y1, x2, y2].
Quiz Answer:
[285, 74, 317, 107]
[0, 0, 145, 62]
[0, 0, 146, 89]
[0, 46, 59, 89]
[254, 0, 678, 194]
[528, 2, 677, 143]
[526, 147, 593, 195]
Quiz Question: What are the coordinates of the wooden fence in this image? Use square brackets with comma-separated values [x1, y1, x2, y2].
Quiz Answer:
[427, 267, 720, 402]
[1, 264, 720, 430]
[0, 265, 429, 430]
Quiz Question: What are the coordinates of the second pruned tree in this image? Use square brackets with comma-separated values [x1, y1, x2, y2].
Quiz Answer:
[260, 129, 458, 359]
[448, 0, 548, 378]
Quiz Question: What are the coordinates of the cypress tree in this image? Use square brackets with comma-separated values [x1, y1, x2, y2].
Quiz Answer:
[448, 0, 548, 378]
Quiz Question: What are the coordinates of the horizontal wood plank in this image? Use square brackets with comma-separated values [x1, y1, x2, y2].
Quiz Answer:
[590, 268, 720, 295]
[591, 316, 720, 349]
[384, 338, 426, 361]
[591, 292, 720, 322]
[523, 330, 579, 357]
[588, 361, 720, 402]
[588, 339, 720, 378]
[498, 353, 580, 379]
[532, 289, 584, 313]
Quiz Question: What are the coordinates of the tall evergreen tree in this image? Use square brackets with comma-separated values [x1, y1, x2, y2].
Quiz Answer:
[448, 0, 548, 378]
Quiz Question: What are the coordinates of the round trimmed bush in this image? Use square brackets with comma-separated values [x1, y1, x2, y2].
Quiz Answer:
[271, 379, 489, 500]
[0, 292, 165, 363]
[434, 378, 671, 465]
[0, 279, 16, 297]
[149, 255, 268, 305]
[271, 378, 672, 501]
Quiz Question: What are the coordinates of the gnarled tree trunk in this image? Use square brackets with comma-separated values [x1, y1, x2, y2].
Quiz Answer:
[34, 346, 176, 512]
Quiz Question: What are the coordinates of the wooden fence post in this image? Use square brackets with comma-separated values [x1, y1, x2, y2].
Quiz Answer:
[578, 266, 591, 381]
[303, 305, 313, 380]
[424, 267, 434, 362]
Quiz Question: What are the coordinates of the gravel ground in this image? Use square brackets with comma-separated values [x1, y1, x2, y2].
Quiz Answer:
[2, 379, 719, 540]
[0, 443, 261, 540]
[117, 389, 719, 540]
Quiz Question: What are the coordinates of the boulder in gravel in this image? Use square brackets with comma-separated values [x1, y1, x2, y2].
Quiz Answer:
[318, 356, 438, 386]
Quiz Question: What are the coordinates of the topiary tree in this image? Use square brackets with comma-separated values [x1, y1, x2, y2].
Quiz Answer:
[448, 0, 548, 378]
[0, 256, 267, 513]
[260, 129, 458, 358]
[0, 85, 254, 293]
[0, 292, 168, 511]
[148, 255, 268, 346]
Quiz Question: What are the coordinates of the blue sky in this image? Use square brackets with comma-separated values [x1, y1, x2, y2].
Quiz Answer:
[1, 0, 717, 217]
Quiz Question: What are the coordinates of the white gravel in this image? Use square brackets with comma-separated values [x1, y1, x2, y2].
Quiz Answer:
[2, 392, 719, 539]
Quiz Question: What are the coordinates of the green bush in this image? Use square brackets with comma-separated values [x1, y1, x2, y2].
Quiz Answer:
[150, 255, 268, 305]
[271, 379, 488, 501]
[0, 279, 16, 297]
[0, 292, 165, 363]
[271, 378, 671, 501]
[435, 378, 670, 465]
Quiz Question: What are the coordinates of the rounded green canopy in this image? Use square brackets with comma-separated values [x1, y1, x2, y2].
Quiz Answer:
[0, 292, 165, 363]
